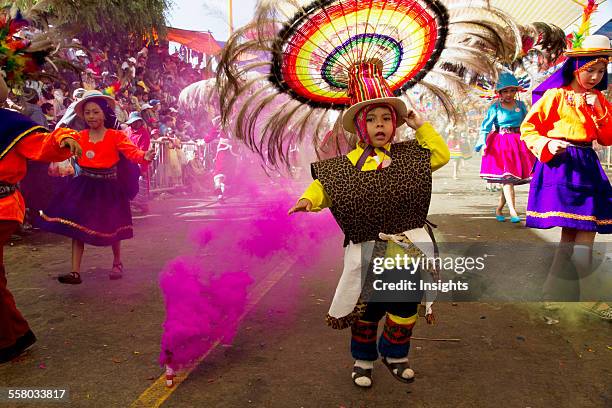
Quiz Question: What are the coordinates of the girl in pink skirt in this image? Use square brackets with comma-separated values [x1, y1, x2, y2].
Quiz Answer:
[475, 72, 536, 223]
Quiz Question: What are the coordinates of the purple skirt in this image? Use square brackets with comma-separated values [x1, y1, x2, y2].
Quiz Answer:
[480, 132, 536, 184]
[526, 145, 612, 233]
[37, 169, 134, 246]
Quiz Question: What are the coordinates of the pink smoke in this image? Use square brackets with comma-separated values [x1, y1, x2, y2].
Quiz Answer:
[159, 257, 252, 368]
[159, 163, 338, 370]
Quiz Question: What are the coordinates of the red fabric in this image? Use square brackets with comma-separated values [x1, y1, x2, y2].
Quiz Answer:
[540, 141, 555, 163]
[77, 129, 147, 168]
[0, 220, 30, 349]
[166, 27, 222, 55]
[126, 126, 151, 151]
[126, 126, 151, 175]
[214, 147, 237, 176]
[0, 129, 77, 222]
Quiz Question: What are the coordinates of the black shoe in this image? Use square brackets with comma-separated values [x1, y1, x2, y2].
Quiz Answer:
[0, 330, 37, 364]
[58, 271, 82, 284]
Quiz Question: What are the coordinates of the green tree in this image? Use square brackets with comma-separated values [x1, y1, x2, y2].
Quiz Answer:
[3, 0, 172, 45]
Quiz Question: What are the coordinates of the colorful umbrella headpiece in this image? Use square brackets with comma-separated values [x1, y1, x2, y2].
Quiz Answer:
[268, 0, 448, 109]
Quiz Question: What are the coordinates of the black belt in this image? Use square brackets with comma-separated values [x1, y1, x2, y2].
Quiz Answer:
[0, 182, 17, 199]
[79, 166, 117, 179]
[498, 127, 520, 134]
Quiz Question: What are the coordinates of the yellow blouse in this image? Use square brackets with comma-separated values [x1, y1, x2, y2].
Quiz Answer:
[520, 87, 612, 161]
[300, 122, 450, 210]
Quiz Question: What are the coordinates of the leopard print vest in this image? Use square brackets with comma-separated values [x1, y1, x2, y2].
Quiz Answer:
[311, 140, 432, 246]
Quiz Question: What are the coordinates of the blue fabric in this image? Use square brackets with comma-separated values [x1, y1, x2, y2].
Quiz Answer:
[0, 108, 46, 160]
[378, 331, 411, 358]
[475, 101, 527, 152]
[351, 320, 378, 360]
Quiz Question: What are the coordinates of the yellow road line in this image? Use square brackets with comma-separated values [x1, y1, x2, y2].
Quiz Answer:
[130, 258, 297, 408]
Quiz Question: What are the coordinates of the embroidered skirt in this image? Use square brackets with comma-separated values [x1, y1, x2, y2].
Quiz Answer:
[526, 145, 612, 233]
[37, 167, 134, 246]
[480, 131, 536, 184]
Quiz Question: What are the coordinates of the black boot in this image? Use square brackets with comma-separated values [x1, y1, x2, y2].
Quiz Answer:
[0, 330, 37, 364]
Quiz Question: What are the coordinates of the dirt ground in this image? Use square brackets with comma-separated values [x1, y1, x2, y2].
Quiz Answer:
[0, 157, 610, 408]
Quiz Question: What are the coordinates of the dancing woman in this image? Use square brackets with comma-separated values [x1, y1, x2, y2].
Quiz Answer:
[520, 35, 611, 318]
[475, 72, 536, 223]
[39, 91, 155, 284]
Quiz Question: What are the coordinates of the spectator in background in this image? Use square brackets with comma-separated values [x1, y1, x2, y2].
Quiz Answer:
[21, 90, 47, 127]
[41, 103, 56, 128]
[56, 88, 87, 131]
[121, 57, 137, 79]
[174, 120, 191, 142]
[125, 112, 152, 213]
[81, 69, 97, 90]
[159, 115, 174, 137]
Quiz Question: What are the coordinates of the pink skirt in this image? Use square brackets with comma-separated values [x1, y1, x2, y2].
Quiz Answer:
[480, 132, 536, 184]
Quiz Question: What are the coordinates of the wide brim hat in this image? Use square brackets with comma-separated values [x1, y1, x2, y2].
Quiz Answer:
[342, 97, 408, 134]
[495, 72, 524, 92]
[341, 61, 409, 134]
[565, 35, 612, 57]
[125, 112, 144, 125]
[74, 90, 116, 117]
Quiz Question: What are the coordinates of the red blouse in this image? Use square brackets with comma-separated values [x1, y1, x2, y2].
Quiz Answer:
[77, 128, 147, 168]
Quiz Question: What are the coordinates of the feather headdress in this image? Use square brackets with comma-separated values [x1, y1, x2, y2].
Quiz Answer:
[0, 5, 80, 89]
[212, 0, 563, 169]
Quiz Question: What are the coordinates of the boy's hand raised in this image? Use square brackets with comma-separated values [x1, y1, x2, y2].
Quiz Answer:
[288, 198, 312, 215]
[403, 110, 425, 130]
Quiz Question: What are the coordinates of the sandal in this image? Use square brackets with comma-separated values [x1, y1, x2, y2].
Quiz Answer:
[382, 357, 415, 383]
[58, 272, 82, 285]
[110, 263, 124, 280]
[351, 366, 373, 388]
[581, 302, 612, 321]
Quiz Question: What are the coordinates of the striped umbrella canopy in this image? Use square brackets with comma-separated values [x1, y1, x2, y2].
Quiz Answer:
[269, 0, 449, 109]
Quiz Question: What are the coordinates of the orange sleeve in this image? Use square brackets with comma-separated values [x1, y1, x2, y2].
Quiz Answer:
[114, 129, 147, 164]
[15, 128, 80, 162]
[520, 89, 561, 163]
[595, 93, 612, 146]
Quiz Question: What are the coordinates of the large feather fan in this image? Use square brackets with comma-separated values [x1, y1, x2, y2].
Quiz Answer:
[211, 0, 565, 169]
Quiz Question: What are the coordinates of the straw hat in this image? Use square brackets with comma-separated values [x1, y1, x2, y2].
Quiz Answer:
[565, 35, 612, 57]
[74, 90, 116, 117]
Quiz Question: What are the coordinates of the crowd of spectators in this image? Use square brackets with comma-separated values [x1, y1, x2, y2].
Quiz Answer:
[5, 38, 209, 143]
[1, 38, 219, 231]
